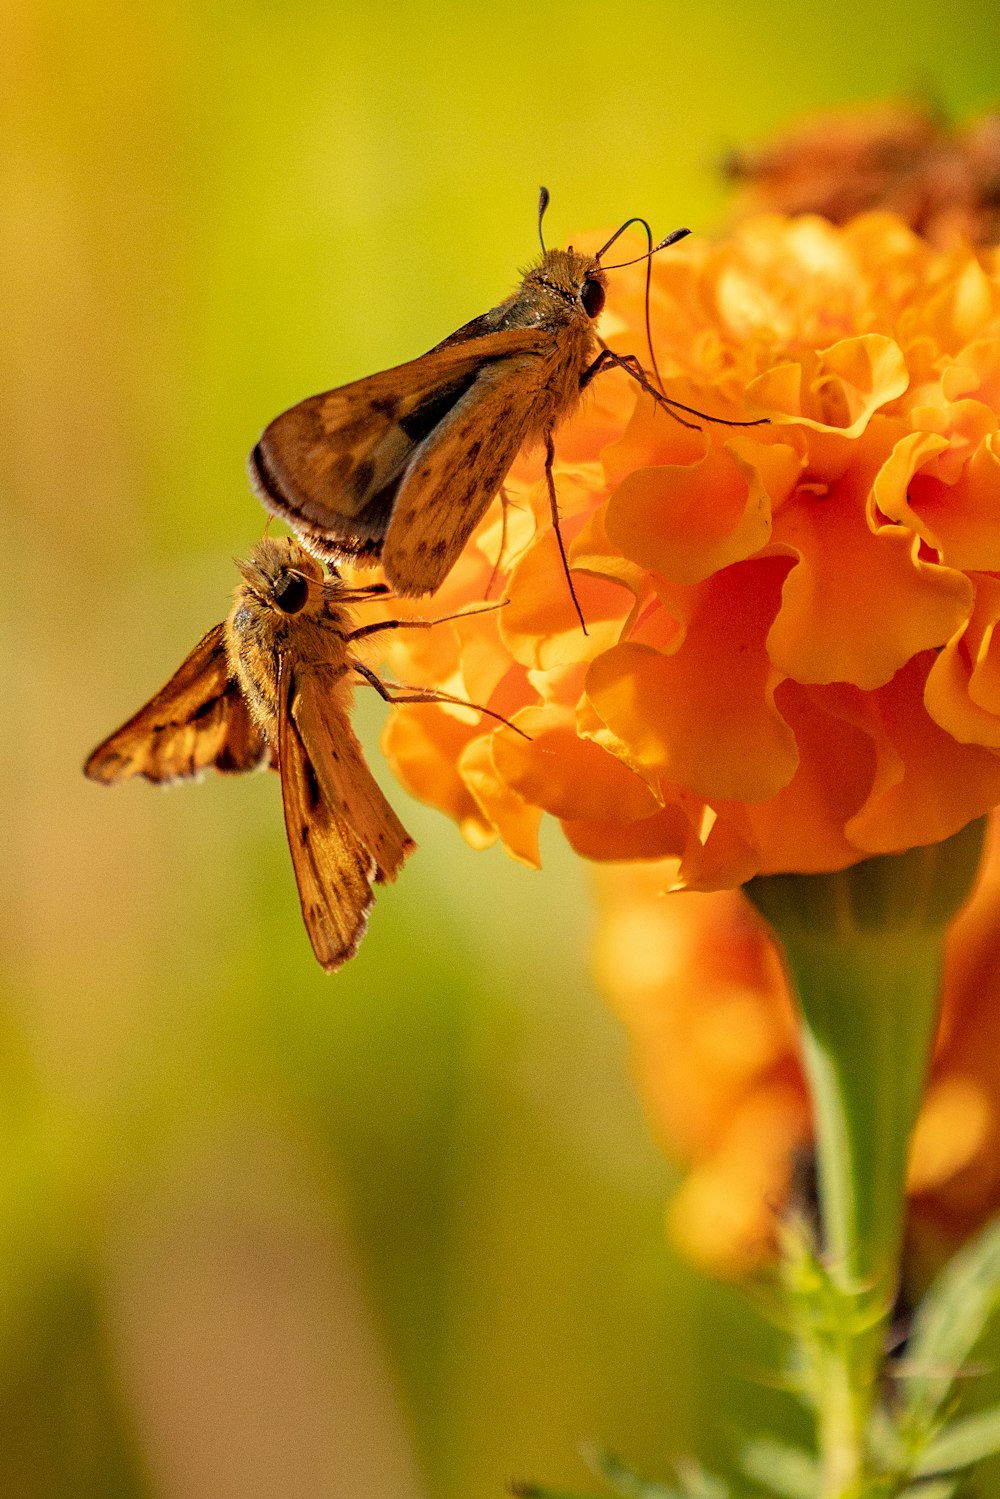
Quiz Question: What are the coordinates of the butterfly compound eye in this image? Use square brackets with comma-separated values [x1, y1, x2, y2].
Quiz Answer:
[273, 570, 309, 614]
[581, 277, 606, 319]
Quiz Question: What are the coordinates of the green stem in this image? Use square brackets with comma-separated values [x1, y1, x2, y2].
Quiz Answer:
[785, 928, 944, 1286]
[746, 819, 987, 1496]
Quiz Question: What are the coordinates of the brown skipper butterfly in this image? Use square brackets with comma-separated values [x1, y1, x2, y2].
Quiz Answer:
[249, 191, 766, 631]
[84, 536, 514, 971]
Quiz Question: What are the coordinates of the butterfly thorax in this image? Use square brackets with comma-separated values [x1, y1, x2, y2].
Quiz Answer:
[226, 539, 352, 734]
[490, 249, 600, 334]
[511, 249, 606, 428]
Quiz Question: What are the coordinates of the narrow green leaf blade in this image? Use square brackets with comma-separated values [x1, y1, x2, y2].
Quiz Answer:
[673, 1461, 731, 1499]
[898, 1212, 1000, 1427]
[739, 1438, 818, 1499]
[914, 1402, 1000, 1477]
[509, 1486, 595, 1499]
[580, 1445, 697, 1499]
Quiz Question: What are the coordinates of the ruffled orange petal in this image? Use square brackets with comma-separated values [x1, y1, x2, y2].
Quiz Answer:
[561, 803, 695, 863]
[499, 528, 637, 670]
[700, 682, 881, 878]
[770, 440, 974, 688]
[925, 574, 1000, 746]
[604, 444, 775, 586]
[913, 432, 1000, 571]
[941, 339, 1000, 408]
[457, 735, 542, 867]
[748, 335, 910, 481]
[921, 255, 1000, 353]
[492, 707, 661, 824]
[381, 709, 496, 849]
[585, 559, 798, 803]
[822, 657, 1000, 851]
[599, 385, 709, 488]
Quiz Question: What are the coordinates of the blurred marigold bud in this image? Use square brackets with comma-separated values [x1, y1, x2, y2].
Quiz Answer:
[724, 102, 1000, 249]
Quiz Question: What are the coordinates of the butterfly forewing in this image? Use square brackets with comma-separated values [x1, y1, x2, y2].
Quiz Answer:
[249, 327, 547, 563]
[84, 623, 268, 785]
[381, 354, 543, 594]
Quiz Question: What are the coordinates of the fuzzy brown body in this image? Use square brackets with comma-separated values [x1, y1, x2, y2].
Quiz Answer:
[249, 247, 608, 597]
[85, 537, 414, 972]
[225, 545, 350, 731]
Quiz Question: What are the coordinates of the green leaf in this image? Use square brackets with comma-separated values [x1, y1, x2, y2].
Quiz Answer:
[580, 1445, 688, 1498]
[739, 1438, 818, 1499]
[865, 1402, 906, 1470]
[898, 1211, 1000, 1430]
[913, 1402, 1000, 1477]
[508, 1486, 595, 1499]
[672, 1461, 732, 1499]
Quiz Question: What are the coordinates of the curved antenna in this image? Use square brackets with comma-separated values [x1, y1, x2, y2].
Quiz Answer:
[600, 225, 690, 270]
[537, 185, 550, 253]
[595, 214, 655, 262]
[595, 218, 691, 396]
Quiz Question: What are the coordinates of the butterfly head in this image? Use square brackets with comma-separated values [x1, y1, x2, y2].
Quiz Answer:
[525, 247, 608, 322]
[235, 537, 325, 617]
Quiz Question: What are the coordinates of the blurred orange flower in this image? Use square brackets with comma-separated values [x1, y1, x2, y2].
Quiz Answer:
[377, 214, 1000, 891]
[724, 101, 1000, 249]
[592, 825, 1000, 1279]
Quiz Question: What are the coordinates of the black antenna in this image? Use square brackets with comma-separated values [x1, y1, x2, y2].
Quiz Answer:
[592, 220, 691, 393]
[537, 185, 550, 253]
[599, 224, 690, 270]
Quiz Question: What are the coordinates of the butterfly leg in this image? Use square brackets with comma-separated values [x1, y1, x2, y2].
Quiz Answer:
[544, 433, 588, 637]
[580, 346, 768, 428]
[579, 348, 700, 428]
[346, 599, 505, 644]
[484, 485, 512, 600]
[352, 659, 529, 738]
[336, 582, 392, 603]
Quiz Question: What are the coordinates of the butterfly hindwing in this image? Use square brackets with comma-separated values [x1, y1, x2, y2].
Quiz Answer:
[276, 661, 414, 972]
[292, 664, 415, 884]
[84, 623, 268, 786]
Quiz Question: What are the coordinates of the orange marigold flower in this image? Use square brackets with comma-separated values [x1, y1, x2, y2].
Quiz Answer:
[378, 214, 1000, 890]
[592, 823, 1000, 1280]
[724, 102, 1000, 249]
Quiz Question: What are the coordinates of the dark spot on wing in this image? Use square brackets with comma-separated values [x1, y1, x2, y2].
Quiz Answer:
[303, 756, 322, 812]
[328, 454, 354, 487]
[352, 481, 402, 543]
[352, 458, 376, 497]
[192, 695, 224, 722]
[398, 370, 479, 444]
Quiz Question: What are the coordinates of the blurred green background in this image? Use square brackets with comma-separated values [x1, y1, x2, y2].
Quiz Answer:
[3, 2, 997, 1494]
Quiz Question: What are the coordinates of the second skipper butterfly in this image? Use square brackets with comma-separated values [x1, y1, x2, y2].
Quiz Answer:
[85, 537, 514, 971]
